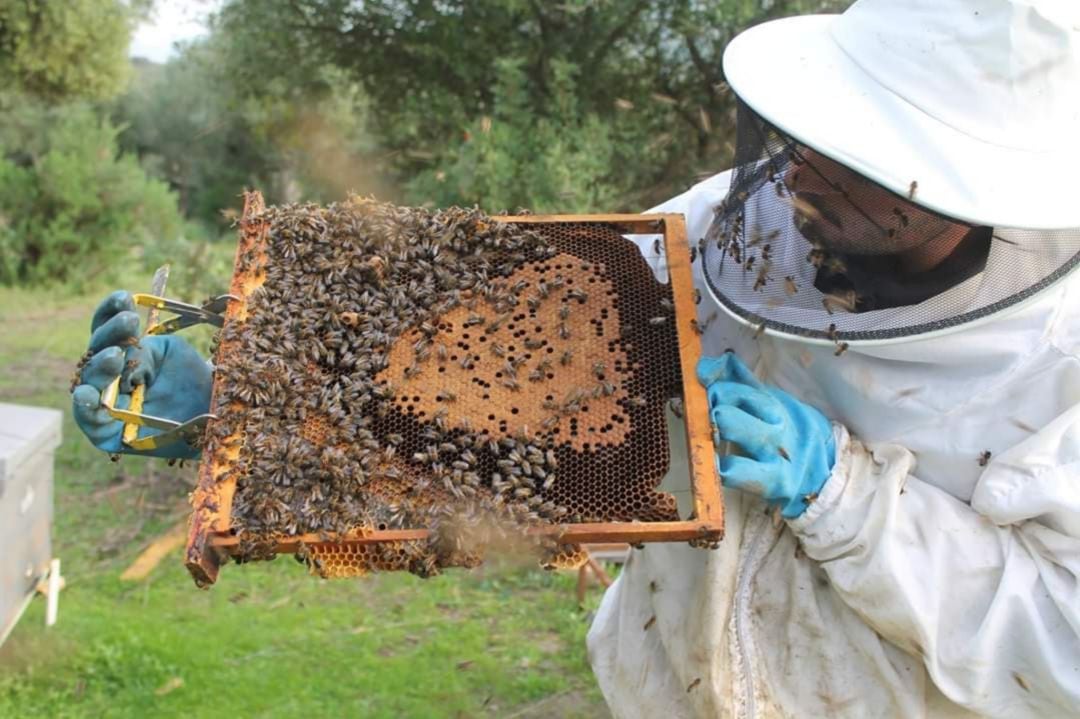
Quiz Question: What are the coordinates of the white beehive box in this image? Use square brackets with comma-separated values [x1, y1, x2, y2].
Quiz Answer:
[0, 403, 61, 647]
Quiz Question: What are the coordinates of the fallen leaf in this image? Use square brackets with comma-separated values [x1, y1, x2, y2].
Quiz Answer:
[155, 677, 183, 696]
[268, 596, 290, 610]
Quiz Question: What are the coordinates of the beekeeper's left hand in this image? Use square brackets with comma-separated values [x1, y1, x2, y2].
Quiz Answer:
[697, 352, 835, 518]
[71, 291, 212, 460]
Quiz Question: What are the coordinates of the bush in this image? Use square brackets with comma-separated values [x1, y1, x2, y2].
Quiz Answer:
[406, 59, 621, 213]
[0, 100, 187, 287]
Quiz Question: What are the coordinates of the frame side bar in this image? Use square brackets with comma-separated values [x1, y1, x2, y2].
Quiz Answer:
[663, 214, 724, 538]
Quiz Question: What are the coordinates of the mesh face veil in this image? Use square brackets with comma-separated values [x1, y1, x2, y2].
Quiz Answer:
[702, 100, 1080, 342]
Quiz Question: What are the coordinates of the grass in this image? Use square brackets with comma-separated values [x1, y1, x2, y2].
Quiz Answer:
[0, 283, 611, 719]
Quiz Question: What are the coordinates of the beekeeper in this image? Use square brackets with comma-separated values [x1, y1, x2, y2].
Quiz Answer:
[588, 0, 1080, 717]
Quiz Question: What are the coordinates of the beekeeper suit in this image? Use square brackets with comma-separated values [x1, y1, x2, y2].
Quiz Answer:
[588, 1, 1080, 717]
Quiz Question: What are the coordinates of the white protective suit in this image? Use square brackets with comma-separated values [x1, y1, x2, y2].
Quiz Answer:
[586, 170, 1080, 718]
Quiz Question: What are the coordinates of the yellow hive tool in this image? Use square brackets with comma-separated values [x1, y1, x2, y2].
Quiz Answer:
[98, 265, 235, 452]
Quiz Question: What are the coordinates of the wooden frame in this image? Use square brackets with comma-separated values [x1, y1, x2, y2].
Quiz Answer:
[185, 194, 723, 587]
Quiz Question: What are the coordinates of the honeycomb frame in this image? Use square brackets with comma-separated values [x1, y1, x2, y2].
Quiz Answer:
[185, 192, 723, 587]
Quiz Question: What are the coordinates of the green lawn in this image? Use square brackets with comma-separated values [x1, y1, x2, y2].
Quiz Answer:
[0, 285, 611, 719]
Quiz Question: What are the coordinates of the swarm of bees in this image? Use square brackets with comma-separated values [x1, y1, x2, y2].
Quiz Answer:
[202, 199, 687, 577]
[706, 160, 866, 355]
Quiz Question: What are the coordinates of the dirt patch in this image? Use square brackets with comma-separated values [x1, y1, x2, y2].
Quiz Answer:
[0, 356, 76, 400]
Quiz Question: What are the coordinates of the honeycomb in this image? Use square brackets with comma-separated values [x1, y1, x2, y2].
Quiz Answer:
[187, 194, 715, 584]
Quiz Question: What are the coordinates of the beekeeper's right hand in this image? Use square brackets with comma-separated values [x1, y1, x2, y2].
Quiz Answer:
[71, 291, 212, 460]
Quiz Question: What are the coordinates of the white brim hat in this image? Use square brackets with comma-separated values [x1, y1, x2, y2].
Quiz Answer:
[722, 0, 1080, 230]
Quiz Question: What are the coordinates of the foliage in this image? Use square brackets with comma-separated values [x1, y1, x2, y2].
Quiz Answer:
[408, 58, 621, 213]
[212, 0, 850, 212]
[0, 98, 187, 287]
[0, 0, 144, 102]
[115, 41, 387, 230]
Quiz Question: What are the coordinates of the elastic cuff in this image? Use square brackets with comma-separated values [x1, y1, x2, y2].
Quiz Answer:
[788, 423, 851, 532]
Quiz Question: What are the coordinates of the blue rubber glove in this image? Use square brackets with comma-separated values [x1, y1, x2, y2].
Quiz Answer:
[71, 291, 212, 460]
[697, 352, 836, 518]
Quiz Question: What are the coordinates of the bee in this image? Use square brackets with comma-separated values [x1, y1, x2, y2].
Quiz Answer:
[822, 290, 858, 314]
[436, 390, 456, 403]
[403, 362, 421, 379]
[567, 288, 588, 302]
[753, 322, 766, 340]
[686, 679, 702, 693]
[978, 450, 992, 467]
[783, 276, 798, 296]
[559, 304, 570, 321]
[560, 349, 573, 366]
[643, 615, 657, 631]
[777, 446, 790, 461]
[436, 343, 449, 363]
[833, 342, 849, 356]
[753, 261, 771, 291]
[628, 396, 647, 407]
[690, 244, 698, 263]
[490, 342, 506, 357]
[803, 492, 818, 505]
[541, 415, 559, 430]
[503, 359, 518, 379]
[500, 377, 521, 391]
[1009, 418, 1036, 434]
[527, 295, 542, 311]
[648, 316, 668, 326]
[668, 397, 684, 418]
[485, 313, 510, 333]
[592, 362, 606, 378]
[825, 323, 838, 342]
[652, 238, 663, 255]
[464, 313, 485, 327]
[458, 354, 475, 370]
[692, 288, 701, 305]
[537, 281, 550, 299]
[524, 337, 544, 350]
[529, 367, 546, 382]
[908, 180, 918, 200]
[558, 323, 570, 340]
